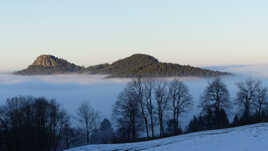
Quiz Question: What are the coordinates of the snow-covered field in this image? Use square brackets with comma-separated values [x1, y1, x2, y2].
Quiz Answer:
[65, 123, 268, 151]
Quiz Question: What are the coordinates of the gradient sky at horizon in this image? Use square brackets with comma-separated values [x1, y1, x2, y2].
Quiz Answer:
[1, 0, 268, 71]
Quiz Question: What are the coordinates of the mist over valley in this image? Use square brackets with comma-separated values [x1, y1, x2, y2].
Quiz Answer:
[1, 64, 268, 128]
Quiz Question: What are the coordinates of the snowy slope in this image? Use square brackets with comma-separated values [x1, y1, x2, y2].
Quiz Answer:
[65, 123, 268, 151]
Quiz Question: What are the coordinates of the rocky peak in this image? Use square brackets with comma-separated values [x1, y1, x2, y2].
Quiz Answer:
[32, 55, 63, 67]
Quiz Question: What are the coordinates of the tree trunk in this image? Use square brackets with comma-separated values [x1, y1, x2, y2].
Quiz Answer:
[130, 112, 136, 139]
[86, 129, 89, 144]
[258, 104, 262, 121]
[175, 112, 180, 134]
[159, 113, 164, 137]
[149, 112, 155, 138]
[144, 118, 149, 138]
[140, 103, 149, 138]
[243, 104, 250, 123]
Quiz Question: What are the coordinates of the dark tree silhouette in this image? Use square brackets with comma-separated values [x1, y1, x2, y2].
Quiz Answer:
[154, 81, 170, 137]
[98, 119, 114, 144]
[0, 96, 70, 151]
[130, 78, 150, 138]
[201, 78, 231, 113]
[236, 79, 261, 123]
[166, 119, 182, 135]
[76, 102, 99, 145]
[187, 116, 201, 132]
[200, 78, 230, 129]
[143, 79, 156, 138]
[168, 79, 192, 135]
[253, 83, 268, 121]
[113, 85, 142, 140]
[231, 115, 241, 127]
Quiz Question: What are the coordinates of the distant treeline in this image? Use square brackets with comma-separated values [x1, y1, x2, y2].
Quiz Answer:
[1, 78, 268, 151]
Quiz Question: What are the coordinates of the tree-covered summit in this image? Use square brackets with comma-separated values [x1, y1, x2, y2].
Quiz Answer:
[86, 54, 229, 77]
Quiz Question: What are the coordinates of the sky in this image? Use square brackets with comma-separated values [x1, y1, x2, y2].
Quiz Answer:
[1, 0, 268, 71]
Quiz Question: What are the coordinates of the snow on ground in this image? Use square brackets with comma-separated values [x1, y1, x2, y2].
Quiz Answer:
[65, 123, 268, 151]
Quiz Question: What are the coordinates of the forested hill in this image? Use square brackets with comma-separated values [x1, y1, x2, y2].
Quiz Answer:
[15, 54, 229, 77]
[86, 54, 229, 77]
[15, 55, 84, 75]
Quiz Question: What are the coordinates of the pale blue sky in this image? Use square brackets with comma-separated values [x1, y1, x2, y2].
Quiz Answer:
[1, 0, 268, 71]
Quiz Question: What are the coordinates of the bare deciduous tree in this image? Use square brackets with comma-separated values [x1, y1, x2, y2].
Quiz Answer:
[143, 79, 156, 137]
[201, 78, 230, 113]
[236, 79, 260, 121]
[253, 82, 268, 121]
[199, 78, 231, 129]
[168, 79, 192, 134]
[76, 102, 99, 145]
[130, 77, 150, 138]
[154, 81, 169, 137]
[113, 85, 142, 140]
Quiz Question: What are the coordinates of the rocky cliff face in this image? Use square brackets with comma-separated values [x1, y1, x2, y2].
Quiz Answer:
[32, 55, 59, 67]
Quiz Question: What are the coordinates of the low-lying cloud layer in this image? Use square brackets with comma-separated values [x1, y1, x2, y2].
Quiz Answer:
[0, 74, 128, 118]
[1, 64, 268, 128]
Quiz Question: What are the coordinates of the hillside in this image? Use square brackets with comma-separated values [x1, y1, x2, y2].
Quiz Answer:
[15, 54, 229, 77]
[86, 54, 229, 77]
[65, 123, 268, 151]
[15, 55, 84, 75]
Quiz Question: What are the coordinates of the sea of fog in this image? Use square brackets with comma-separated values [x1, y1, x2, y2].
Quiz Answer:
[1, 64, 268, 128]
